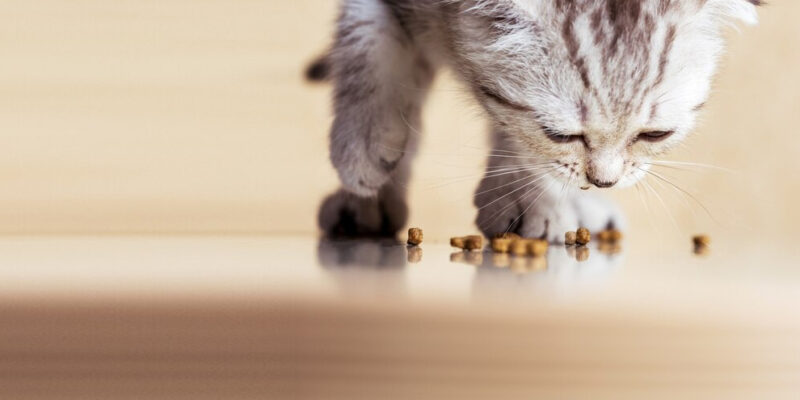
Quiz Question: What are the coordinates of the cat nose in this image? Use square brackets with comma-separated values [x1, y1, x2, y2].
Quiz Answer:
[587, 175, 617, 188]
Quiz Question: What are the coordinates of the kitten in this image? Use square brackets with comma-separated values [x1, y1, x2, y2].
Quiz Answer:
[315, 0, 762, 242]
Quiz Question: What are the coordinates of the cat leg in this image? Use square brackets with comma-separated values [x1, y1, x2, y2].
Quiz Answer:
[319, 0, 434, 237]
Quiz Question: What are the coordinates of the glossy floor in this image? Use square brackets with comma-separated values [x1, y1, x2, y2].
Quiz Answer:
[2, 235, 800, 399]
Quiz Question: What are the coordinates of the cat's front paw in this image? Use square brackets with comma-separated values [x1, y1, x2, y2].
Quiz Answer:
[330, 120, 406, 198]
[318, 185, 407, 238]
[475, 186, 624, 243]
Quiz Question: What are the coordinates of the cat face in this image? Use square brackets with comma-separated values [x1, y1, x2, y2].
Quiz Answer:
[453, 0, 760, 189]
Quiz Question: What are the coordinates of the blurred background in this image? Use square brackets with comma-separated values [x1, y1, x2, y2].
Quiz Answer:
[1, 0, 797, 245]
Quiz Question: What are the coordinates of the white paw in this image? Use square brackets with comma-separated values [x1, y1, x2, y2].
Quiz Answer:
[475, 178, 624, 243]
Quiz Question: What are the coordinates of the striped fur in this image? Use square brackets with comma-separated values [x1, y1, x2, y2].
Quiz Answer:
[318, 0, 761, 240]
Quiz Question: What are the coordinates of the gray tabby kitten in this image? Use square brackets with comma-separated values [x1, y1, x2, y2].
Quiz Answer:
[315, 0, 762, 242]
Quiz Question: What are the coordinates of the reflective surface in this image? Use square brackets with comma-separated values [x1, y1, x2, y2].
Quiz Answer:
[1, 235, 800, 399]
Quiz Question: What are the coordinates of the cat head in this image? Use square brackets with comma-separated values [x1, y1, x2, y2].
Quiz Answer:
[452, 0, 761, 189]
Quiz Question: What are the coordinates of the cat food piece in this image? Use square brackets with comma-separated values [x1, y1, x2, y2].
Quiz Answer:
[407, 228, 423, 246]
[565, 231, 577, 245]
[693, 235, 711, 247]
[576, 246, 590, 262]
[464, 235, 483, 251]
[450, 237, 466, 249]
[510, 239, 530, 256]
[693, 235, 711, 256]
[491, 237, 513, 253]
[407, 246, 423, 263]
[493, 232, 521, 240]
[576, 228, 591, 245]
[529, 239, 549, 257]
[597, 230, 623, 242]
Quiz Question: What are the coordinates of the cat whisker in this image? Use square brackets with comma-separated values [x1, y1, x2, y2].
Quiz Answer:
[427, 164, 554, 190]
[475, 171, 553, 212]
[501, 179, 558, 235]
[473, 169, 550, 196]
[640, 174, 679, 230]
[639, 167, 721, 225]
[480, 180, 544, 232]
[648, 160, 737, 174]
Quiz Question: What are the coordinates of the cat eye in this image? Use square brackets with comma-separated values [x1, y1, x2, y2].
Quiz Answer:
[542, 126, 585, 145]
[637, 130, 675, 142]
[478, 86, 534, 112]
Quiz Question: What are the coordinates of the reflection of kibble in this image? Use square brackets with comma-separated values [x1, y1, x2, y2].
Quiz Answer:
[510, 256, 528, 274]
[530, 256, 547, 271]
[464, 250, 484, 265]
[565, 231, 577, 245]
[510, 239, 530, 256]
[407, 228, 423, 246]
[450, 252, 465, 263]
[407, 246, 423, 263]
[598, 241, 622, 255]
[491, 238, 512, 253]
[492, 253, 510, 268]
[565, 245, 577, 259]
[576, 246, 590, 262]
[529, 239, 548, 257]
[450, 237, 465, 249]
[576, 228, 591, 245]
[464, 235, 483, 251]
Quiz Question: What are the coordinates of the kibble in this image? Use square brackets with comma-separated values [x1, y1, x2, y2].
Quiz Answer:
[576, 228, 591, 245]
[597, 229, 623, 243]
[529, 239, 549, 257]
[491, 237, 513, 253]
[693, 235, 710, 247]
[693, 234, 710, 256]
[494, 232, 521, 240]
[510, 239, 530, 256]
[450, 237, 465, 249]
[407, 227, 423, 246]
[565, 231, 577, 245]
[464, 235, 483, 251]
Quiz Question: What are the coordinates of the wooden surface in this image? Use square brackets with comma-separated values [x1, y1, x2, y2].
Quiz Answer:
[0, 235, 799, 399]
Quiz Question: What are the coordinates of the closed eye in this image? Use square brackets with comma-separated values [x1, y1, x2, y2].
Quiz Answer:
[637, 130, 675, 143]
[542, 126, 585, 145]
[478, 85, 534, 112]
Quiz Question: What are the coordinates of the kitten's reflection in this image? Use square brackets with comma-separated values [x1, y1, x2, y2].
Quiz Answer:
[455, 244, 623, 299]
[316, 237, 408, 298]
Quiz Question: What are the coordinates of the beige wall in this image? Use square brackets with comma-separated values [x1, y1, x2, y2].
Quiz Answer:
[0, 1, 797, 239]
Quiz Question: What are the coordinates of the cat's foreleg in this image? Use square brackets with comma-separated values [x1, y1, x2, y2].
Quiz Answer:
[319, 1, 434, 236]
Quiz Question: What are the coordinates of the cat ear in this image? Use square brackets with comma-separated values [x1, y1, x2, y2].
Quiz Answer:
[705, 0, 763, 26]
